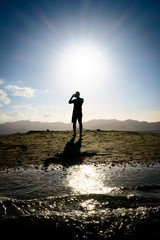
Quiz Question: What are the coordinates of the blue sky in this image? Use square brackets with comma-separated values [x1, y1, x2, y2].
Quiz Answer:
[0, 0, 160, 123]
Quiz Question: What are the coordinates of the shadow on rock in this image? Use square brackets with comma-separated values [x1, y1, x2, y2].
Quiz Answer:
[44, 137, 84, 167]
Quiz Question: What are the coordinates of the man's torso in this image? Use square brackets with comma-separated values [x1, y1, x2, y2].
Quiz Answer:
[73, 97, 84, 114]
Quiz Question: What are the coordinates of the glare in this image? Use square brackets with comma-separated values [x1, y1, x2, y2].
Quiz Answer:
[80, 199, 98, 212]
[56, 41, 107, 90]
[67, 165, 114, 194]
[63, 45, 103, 77]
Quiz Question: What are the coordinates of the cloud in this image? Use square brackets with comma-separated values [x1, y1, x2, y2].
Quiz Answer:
[0, 89, 11, 105]
[13, 104, 36, 110]
[0, 103, 70, 123]
[5, 85, 37, 97]
[0, 79, 4, 85]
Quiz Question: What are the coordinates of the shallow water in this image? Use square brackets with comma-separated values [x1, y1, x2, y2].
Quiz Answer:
[0, 163, 160, 239]
[1, 163, 160, 199]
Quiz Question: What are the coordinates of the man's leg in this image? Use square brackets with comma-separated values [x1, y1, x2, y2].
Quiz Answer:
[73, 122, 76, 137]
[78, 116, 83, 137]
[72, 114, 77, 137]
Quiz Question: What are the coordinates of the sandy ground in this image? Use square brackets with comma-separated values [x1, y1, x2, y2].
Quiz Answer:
[0, 130, 160, 168]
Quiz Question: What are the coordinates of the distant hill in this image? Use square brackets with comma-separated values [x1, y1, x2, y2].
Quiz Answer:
[0, 119, 160, 135]
[84, 119, 160, 132]
[0, 120, 72, 135]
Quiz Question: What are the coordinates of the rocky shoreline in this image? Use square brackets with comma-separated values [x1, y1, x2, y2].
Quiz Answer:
[0, 130, 160, 169]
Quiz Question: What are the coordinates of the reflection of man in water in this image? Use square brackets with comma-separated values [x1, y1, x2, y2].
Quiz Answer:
[69, 91, 84, 137]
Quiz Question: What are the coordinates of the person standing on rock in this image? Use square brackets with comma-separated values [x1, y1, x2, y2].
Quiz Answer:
[69, 91, 84, 137]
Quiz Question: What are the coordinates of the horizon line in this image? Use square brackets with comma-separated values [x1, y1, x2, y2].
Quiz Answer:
[1, 118, 160, 125]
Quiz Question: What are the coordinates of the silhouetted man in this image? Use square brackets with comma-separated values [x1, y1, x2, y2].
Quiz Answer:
[69, 91, 84, 137]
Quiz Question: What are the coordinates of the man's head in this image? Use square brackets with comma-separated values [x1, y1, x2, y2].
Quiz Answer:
[75, 91, 80, 98]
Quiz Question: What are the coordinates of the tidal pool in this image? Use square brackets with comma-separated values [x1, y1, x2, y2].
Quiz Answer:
[0, 163, 160, 239]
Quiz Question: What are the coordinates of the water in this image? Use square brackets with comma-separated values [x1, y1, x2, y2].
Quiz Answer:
[0, 163, 160, 239]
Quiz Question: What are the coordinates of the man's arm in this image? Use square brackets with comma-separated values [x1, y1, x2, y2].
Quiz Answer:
[69, 94, 75, 104]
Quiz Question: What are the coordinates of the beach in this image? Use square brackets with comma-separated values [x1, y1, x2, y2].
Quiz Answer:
[0, 131, 160, 239]
[0, 130, 160, 168]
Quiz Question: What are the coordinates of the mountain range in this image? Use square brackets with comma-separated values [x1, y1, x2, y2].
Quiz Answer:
[0, 119, 160, 135]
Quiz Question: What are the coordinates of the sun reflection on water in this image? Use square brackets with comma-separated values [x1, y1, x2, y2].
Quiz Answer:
[67, 165, 114, 194]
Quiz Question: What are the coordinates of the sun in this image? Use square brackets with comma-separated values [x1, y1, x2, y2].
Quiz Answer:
[56, 41, 107, 90]
[65, 45, 102, 77]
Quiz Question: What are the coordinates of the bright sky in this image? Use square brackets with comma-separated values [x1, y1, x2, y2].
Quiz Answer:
[0, 0, 160, 123]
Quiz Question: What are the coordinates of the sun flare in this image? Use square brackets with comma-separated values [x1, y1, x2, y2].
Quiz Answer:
[67, 165, 114, 194]
[63, 45, 103, 77]
[56, 41, 107, 90]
